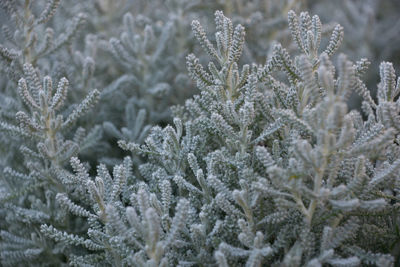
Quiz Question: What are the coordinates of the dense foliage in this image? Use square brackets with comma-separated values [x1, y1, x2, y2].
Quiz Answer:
[1, 0, 400, 266]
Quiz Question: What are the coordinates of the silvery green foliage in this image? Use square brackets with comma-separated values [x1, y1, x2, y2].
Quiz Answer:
[310, 0, 400, 67]
[1, 1, 400, 266]
[211, 0, 305, 62]
[0, 1, 100, 265]
[0, 0, 86, 78]
[103, 12, 174, 123]
[0, 66, 100, 265]
[94, 0, 304, 152]
[75, 0, 195, 166]
[40, 156, 190, 266]
[121, 10, 400, 266]
[309, 0, 400, 109]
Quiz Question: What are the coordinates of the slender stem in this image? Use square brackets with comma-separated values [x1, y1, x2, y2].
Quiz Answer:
[23, 0, 33, 64]
[331, 214, 343, 228]
[292, 191, 310, 222]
